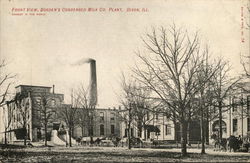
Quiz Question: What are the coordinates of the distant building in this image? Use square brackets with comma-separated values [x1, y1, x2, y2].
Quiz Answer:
[209, 81, 250, 140]
[140, 112, 175, 141]
[119, 109, 175, 141]
[119, 81, 250, 143]
[73, 108, 121, 138]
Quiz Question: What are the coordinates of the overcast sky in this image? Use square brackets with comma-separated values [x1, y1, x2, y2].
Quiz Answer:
[0, 0, 249, 108]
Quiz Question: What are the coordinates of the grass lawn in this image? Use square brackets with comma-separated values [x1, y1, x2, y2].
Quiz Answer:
[0, 146, 250, 162]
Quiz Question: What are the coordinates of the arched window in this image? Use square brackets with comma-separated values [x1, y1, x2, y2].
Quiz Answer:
[212, 120, 227, 133]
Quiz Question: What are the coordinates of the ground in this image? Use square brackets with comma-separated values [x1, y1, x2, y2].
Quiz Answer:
[0, 146, 250, 162]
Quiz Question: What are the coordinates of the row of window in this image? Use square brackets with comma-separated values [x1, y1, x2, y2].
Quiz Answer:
[99, 112, 115, 121]
[99, 124, 115, 136]
[232, 95, 250, 112]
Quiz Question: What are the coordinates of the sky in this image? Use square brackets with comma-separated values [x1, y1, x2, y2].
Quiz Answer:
[0, 0, 249, 108]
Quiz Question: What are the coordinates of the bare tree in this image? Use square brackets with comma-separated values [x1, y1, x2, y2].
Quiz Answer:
[210, 59, 241, 143]
[133, 25, 219, 156]
[15, 92, 31, 146]
[4, 100, 15, 144]
[195, 51, 221, 154]
[0, 60, 15, 144]
[74, 84, 96, 143]
[118, 73, 153, 149]
[58, 103, 78, 147]
[0, 60, 15, 107]
[240, 54, 250, 78]
[34, 92, 56, 146]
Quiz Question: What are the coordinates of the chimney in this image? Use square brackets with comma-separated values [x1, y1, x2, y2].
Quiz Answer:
[89, 60, 97, 106]
[52, 85, 55, 94]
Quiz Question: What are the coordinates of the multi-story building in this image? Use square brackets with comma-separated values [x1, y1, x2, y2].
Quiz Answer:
[73, 108, 121, 138]
[119, 109, 176, 141]
[209, 81, 250, 141]
[119, 82, 250, 143]
[3, 85, 64, 143]
[1, 84, 122, 144]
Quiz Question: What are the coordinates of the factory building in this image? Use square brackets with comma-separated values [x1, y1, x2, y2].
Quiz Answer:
[2, 85, 64, 143]
[1, 84, 122, 144]
[73, 108, 121, 138]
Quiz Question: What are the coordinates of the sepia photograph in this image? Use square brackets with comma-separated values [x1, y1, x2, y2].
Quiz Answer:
[0, 0, 250, 162]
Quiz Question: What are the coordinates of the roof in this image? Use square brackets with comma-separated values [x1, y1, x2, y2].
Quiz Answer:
[15, 85, 52, 88]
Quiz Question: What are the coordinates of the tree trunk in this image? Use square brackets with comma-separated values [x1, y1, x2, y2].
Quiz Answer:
[181, 121, 187, 156]
[187, 121, 191, 146]
[128, 120, 131, 149]
[4, 128, 7, 145]
[81, 125, 84, 137]
[143, 123, 146, 140]
[45, 124, 47, 146]
[218, 101, 223, 143]
[201, 105, 205, 154]
[72, 124, 75, 138]
[205, 108, 209, 145]
[173, 111, 178, 147]
[69, 127, 72, 147]
[24, 127, 27, 146]
[138, 124, 142, 138]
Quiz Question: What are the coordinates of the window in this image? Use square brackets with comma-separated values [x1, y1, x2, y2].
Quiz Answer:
[232, 97, 237, 112]
[233, 119, 238, 132]
[100, 112, 104, 121]
[100, 124, 104, 136]
[130, 128, 134, 137]
[247, 118, 250, 132]
[111, 125, 115, 134]
[155, 113, 158, 120]
[165, 125, 171, 135]
[147, 111, 150, 120]
[156, 125, 160, 135]
[89, 126, 93, 136]
[124, 129, 128, 137]
[110, 112, 115, 121]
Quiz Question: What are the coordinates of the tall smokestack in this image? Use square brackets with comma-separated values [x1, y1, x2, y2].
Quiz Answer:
[89, 59, 97, 106]
[72, 58, 97, 106]
[52, 85, 55, 94]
